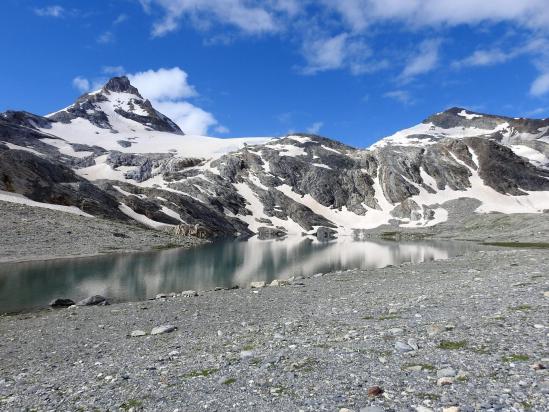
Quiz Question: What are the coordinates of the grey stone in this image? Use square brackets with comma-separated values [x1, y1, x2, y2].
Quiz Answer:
[150, 325, 177, 335]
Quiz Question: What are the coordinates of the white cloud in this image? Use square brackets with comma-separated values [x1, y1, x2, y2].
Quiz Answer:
[34, 5, 64, 17]
[306, 121, 324, 134]
[127, 67, 197, 100]
[400, 39, 442, 81]
[97, 31, 114, 44]
[326, 0, 549, 31]
[530, 73, 549, 97]
[384, 90, 414, 105]
[114, 14, 128, 25]
[149, 0, 279, 37]
[72, 76, 90, 93]
[127, 67, 222, 135]
[153, 101, 218, 135]
[453, 49, 513, 69]
[301, 33, 375, 75]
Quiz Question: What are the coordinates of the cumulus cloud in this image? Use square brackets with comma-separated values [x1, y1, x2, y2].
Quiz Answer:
[400, 39, 442, 81]
[127, 67, 223, 135]
[128, 67, 197, 101]
[153, 100, 218, 135]
[34, 5, 64, 17]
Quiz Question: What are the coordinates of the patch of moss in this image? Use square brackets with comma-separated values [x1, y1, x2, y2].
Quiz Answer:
[502, 354, 529, 362]
[242, 344, 255, 351]
[120, 399, 143, 411]
[416, 392, 440, 401]
[183, 368, 219, 378]
[438, 340, 467, 350]
[221, 378, 236, 385]
[361, 315, 374, 320]
[509, 304, 532, 311]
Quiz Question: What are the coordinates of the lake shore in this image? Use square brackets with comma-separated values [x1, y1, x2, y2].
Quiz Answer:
[2, 198, 549, 265]
[1, 247, 548, 411]
[0, 201, 206, 264]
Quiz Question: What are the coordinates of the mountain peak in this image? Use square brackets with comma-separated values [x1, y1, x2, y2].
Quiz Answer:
[103, 76, 141, 96]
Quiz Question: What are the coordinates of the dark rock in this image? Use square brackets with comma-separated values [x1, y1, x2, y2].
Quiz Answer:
[49, 298, 75, 308]
[316, 227, 337, 240]
[367, 385, 384, 397]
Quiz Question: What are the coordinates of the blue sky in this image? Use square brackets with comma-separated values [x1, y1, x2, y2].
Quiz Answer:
[2, 0, 549, 147]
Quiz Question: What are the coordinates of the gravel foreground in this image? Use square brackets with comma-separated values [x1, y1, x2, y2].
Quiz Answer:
[0, 248, 548, 411]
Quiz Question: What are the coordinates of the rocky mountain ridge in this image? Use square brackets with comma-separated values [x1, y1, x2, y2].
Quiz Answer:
[1, 77, 549, 239]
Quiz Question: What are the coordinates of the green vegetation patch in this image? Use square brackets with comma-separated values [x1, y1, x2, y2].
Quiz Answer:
[183, 368, 219, 378]
[509, 304, 532, 311]
[120, 399, 143, 411]
[438, 340, 467, 350]
[502, 354, 530, 362]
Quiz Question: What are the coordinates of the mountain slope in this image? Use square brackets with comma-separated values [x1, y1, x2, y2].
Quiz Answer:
[1, 77, 549, 238]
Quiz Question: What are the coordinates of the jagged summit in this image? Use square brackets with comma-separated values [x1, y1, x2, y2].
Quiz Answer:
[46, 76, 183, 135]
[103, 76, 141, 96]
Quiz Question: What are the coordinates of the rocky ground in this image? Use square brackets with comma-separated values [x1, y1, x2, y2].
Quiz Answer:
[0, 201, 205, 263]
[0, 247, 548, 411]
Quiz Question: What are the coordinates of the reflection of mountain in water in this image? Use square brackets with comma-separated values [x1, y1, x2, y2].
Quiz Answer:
[0, 238, 482, 313]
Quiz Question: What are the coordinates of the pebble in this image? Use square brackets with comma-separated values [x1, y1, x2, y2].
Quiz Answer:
[437, 367, 457, 378]
[407, 338, 419, 350]
[442, 408, 460, 412]
[181, 290, 198, 297]
[387, 328, 404, 335]
[395, 341, 413, 352]
[367, 386, 384, 397]
[150, 325, 177, 335]
[360, 407, 384, 412]
[130, 330, 147, 337]
[250, 281, 266, 289]
[437, 377, 454, 386]
[155, 293, 168, 299]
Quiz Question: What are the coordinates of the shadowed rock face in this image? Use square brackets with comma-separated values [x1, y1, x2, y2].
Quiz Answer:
[0, 150, 130, 221]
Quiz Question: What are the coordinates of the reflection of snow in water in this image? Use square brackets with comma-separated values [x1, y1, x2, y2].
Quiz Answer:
[0, 238, 482, 313]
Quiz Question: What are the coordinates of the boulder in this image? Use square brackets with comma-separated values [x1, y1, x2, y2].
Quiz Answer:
[316, 226, 338, 240]
[49, 298, 75, 308]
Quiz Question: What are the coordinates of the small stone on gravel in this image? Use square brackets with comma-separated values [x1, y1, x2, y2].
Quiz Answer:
[150, 325, 177, 335]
